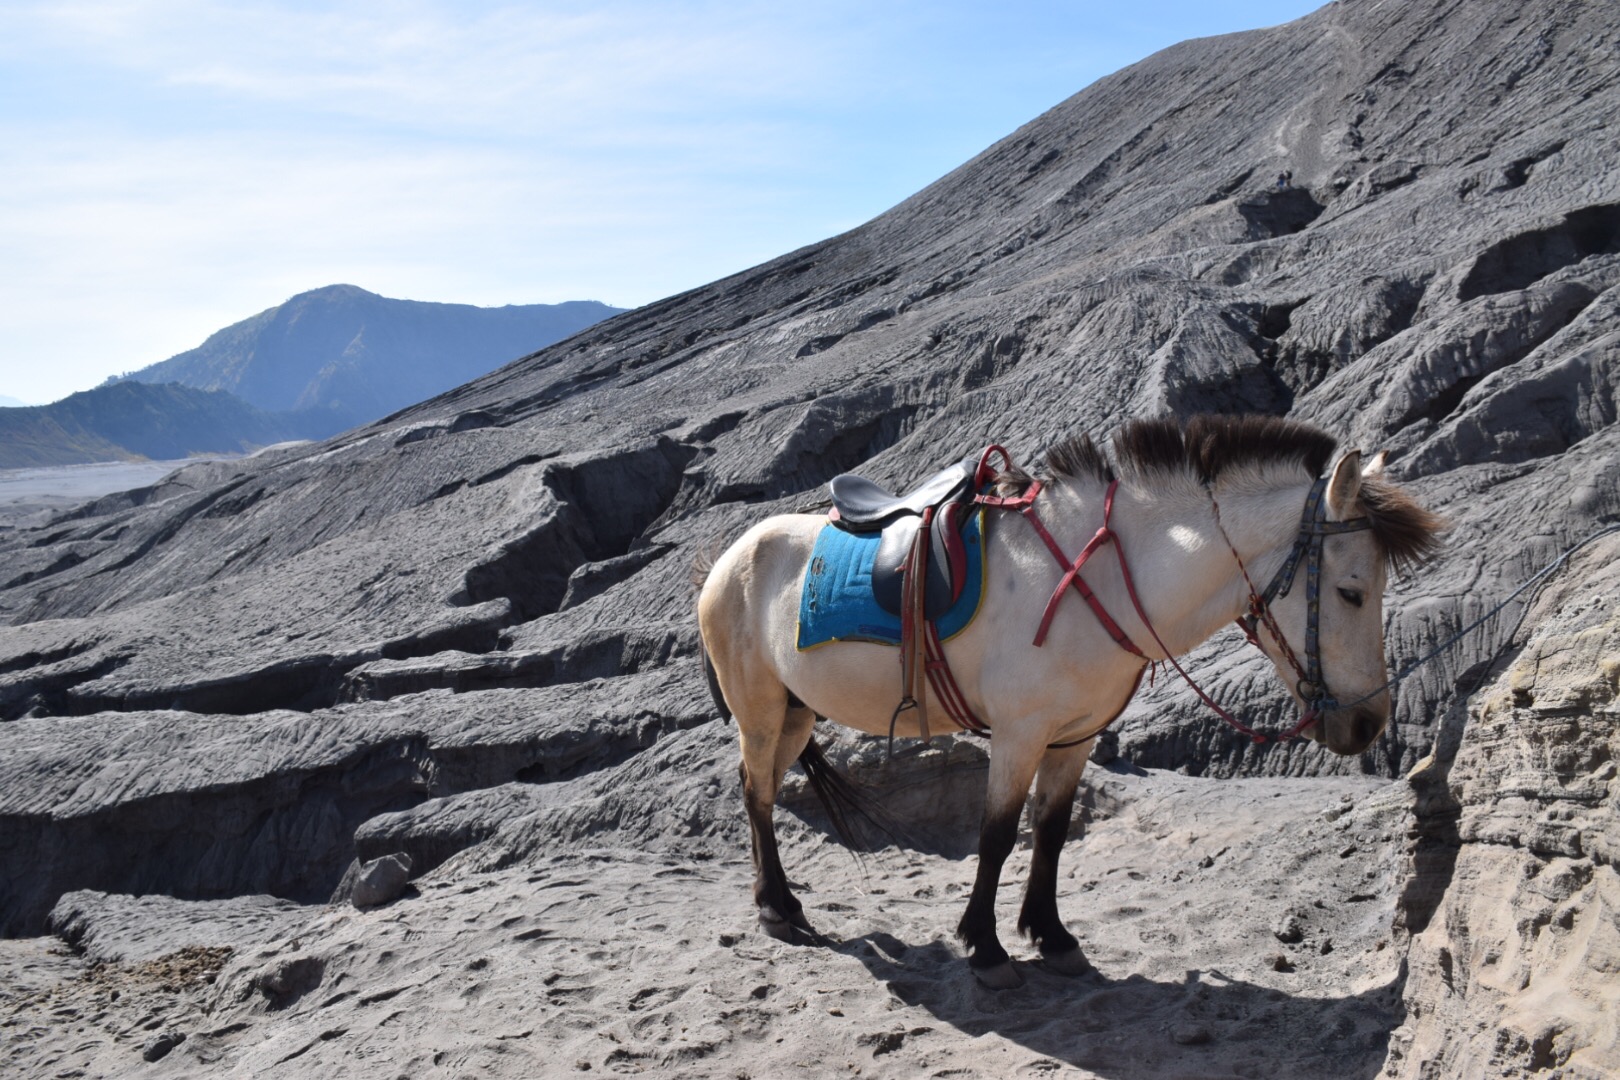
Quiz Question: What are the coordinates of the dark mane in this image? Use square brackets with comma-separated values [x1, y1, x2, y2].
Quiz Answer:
[1040, 414, 1444, 572]
[1111, 415, 1337, 484]
[1042, 415, 1334, 484]
[1045, 434, 1113, 484]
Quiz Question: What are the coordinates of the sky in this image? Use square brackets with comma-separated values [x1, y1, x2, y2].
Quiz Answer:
[0, 0, 1323, 406]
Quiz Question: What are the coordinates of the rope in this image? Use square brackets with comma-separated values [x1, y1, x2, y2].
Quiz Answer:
[1337, 522, 1620, 712]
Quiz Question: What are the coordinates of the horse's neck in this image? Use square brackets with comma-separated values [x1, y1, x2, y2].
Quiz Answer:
[1060, 471, 1305, 658]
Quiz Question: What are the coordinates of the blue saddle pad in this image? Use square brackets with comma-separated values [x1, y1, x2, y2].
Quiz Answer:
[796, 509, 987, 650]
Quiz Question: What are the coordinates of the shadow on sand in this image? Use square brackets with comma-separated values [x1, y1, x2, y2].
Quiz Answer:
[833, 931, 1405, 1079]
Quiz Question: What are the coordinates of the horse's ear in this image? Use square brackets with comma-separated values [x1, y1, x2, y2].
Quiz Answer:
[1326, 449, 1363, 518]
[1362, 450, 1389, 479]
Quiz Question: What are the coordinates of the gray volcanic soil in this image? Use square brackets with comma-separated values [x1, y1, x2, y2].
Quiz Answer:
[5, 757, 1407, 1078]
[3, 0, 1619, 1076]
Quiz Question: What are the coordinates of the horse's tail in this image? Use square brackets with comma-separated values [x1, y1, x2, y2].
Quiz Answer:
[797, 736, 897, 854]
[694, 541, 893, 853]
[704, 637, 892, 853]
[689, 547, 716, 591]
[701, 645, 730, 721]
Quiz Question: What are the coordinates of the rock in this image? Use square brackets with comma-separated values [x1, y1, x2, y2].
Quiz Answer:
[1172, 1024, 1213, 1046]
[1272, 913, 1306, 945]
[47, 891, 304, 965]
[778, 728, 989, 856]
[140, 1031, 185, 1062]
[856, 1030, 907, 1056]
[1384, 537, 1620, 1078]
[1321, 792, 1356, 821]
[1090, 728, 1119, 765]
[253, 955, 324, 1006]
[0, 665, 710, 935]
[350, 853, 412, 909]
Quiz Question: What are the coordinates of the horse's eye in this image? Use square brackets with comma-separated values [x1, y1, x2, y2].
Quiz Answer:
[1337, 587, 1364, 608]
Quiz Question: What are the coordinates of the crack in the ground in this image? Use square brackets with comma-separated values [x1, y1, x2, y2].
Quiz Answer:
[0, 676, 715, 936]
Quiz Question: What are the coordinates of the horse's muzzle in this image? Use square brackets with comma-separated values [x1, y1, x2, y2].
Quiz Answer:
[1321, 704, 1388, 755]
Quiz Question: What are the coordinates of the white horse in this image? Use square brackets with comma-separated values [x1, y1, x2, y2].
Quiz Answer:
[697, 415, 1441, 988]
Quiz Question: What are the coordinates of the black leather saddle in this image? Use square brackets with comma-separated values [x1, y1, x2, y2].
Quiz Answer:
[829, 459, 975, 529]
[828, 458, 979, 619]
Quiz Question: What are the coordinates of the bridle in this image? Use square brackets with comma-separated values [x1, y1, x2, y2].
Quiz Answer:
[1212, 475, 1375, 736]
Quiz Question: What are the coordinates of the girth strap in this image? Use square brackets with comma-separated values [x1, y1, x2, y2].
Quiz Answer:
[893, 506, 935, 746]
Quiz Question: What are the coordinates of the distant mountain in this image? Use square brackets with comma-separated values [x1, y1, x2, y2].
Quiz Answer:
[0, 382, 327, 469]
[0, 396, 31, 409]
[118, 285, 625, 433]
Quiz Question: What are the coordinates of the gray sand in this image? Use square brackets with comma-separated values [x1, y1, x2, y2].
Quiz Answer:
[0, 459, 225, 529]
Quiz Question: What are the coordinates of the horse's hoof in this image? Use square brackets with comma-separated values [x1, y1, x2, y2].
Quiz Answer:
[971, 961, 1023, 990]
[758, 906, 809, 942]
[1042, 948, 1090, 976]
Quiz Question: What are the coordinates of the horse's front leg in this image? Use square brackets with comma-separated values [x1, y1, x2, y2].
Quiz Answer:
[741, 704, 817, 940]
[1017, 736, 1094, 975]
[956, 738, 1044, 989]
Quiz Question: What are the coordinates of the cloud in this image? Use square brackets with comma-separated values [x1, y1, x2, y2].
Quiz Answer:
[9, 1, 884, 135]
[1, 2, 900, 400]
[2, 126, 813, 372]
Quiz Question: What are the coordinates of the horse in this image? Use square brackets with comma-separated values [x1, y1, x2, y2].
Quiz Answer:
[696, 414, 1442, 988]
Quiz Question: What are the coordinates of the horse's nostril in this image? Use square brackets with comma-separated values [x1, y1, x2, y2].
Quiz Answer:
[1353, 710, 1383, 747]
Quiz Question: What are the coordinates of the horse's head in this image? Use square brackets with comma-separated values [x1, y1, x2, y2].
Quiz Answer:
[1255, 449, 1442, 756]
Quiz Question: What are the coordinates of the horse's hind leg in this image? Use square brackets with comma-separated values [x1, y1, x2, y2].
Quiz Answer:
[697, 546, 816, 941]
[740, 701, 817, 940]
[1017, 737, 1094, 976]
[957, 739, 1044, 989]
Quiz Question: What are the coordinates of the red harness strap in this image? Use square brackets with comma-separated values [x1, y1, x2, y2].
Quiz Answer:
[897, 445, 1151, 744]
[1107, 534, 1304, 745]
[885, 504, 990, 739]
[922, 619, 988, 736]
[977, 478, 1147, 656]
